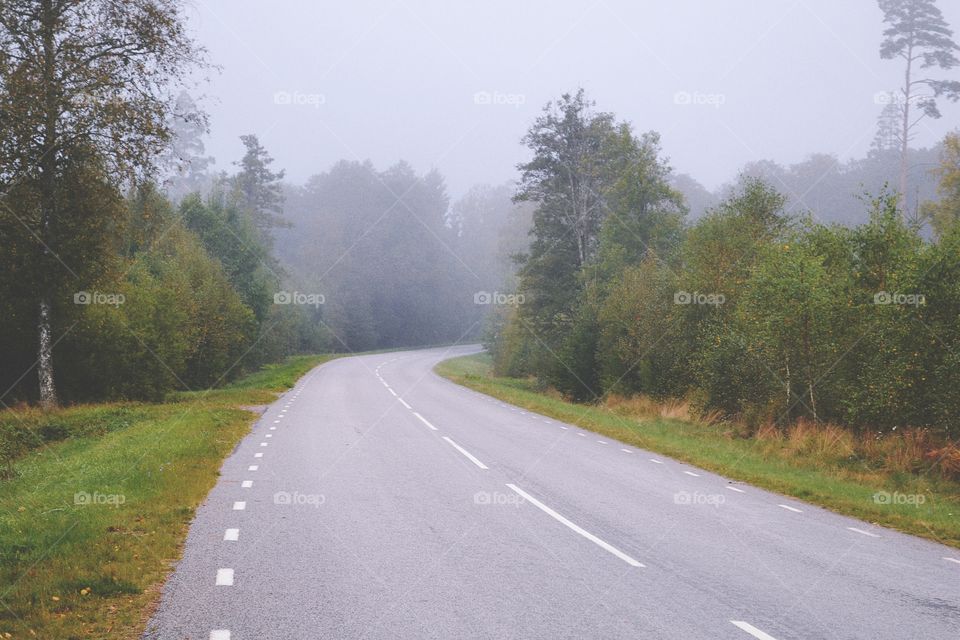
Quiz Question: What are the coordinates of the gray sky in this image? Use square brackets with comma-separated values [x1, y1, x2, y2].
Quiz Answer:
[187, 0, 960, 196]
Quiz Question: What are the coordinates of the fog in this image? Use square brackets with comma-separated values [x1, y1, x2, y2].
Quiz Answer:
[189, 0, 960, 195]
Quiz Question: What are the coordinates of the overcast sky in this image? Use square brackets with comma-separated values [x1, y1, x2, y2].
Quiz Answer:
[186, 0, 960, 197]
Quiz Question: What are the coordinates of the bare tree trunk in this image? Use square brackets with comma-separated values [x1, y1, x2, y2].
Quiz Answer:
[899, 46, 913, 213]
[37, 0, 58, 409]
[37, 298, 57, 408]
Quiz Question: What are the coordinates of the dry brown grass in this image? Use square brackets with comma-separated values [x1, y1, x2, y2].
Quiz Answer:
[602, 393, 956, 481]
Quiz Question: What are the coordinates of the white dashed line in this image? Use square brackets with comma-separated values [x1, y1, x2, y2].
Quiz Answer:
[248, 465, 258, 471]
[597, 441, 608, 445]
[442, 436, 488, 469]
[388, 388, 397, 396]
[726, 486, 745, 493]
[506, 483, 644, 567]
[254, 452, 263, 458]
[398, 398, 411, 410]
[260, 442, 268, 447]
[224, 529, 239, 541]
[210, 630, 231, 640]
[577, 433, 587, 437]
[730, 620, 778, 640]
[944, 557, 960, 565]
[847, 527, 880, 538]
[232, 501, 246, 511]
[412, 412, 438, 431]
[683, 471, 700, 477]
[269, 426, 276, 430]
[620, 448, 632, 453]
[649, 459, 664, 464]
[778, 504, 803, 513]
[215, 568, 234, 586]
[241, 480, 253, 488]
[560, 426, 568, 430]
[273, 420, 280, 424]
[265, 434, 272, 438]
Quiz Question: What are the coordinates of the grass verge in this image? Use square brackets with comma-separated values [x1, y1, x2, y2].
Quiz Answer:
[436, 353, 960, 548]
[0, 354, 336, 639]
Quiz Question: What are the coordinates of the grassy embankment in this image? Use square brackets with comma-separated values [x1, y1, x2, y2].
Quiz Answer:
[436, 353, 960, 548]
[0, 354, 335, 639]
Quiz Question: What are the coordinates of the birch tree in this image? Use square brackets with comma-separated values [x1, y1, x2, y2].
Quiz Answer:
[0, 0, 206, 407]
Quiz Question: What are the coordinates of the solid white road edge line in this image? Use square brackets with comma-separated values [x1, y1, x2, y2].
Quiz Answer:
[506, 483, 644, 568]
[730, 620, 779, 640]
[442, 436, 489, 469]
[412, 412, 438, 431]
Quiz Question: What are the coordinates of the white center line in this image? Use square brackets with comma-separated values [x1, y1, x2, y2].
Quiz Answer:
[241, 480, 253, 488]
[442, 436, 488, 469]
[778, 504, 803, 513]
[398, 398, 412, 410]
[412, 412, 438, 431]
[506, 483, 644, 567]
[224, 528, 239, 541]
[210, 630, 231, 640]
[683, 471, 700, 477]
[726, 486, 745, 493]
[730, 620, 779, 640]
[215, 568, 234, 586]
[232, 501, 246, 510]
[847, 527, 880, 538]
[944, 557, 960, 565]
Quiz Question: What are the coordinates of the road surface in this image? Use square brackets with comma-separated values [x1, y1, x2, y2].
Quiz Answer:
[145, 346, 960, 639]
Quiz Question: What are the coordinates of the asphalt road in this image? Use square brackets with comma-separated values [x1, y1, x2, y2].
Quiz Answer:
[145, 346, 960, 640]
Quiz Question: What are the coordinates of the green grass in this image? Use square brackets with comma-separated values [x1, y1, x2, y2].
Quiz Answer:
[0, 354, 337, 639]
[436, 353, 960, 548]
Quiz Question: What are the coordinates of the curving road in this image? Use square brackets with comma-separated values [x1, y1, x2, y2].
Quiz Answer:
[145, 346, 960, 640]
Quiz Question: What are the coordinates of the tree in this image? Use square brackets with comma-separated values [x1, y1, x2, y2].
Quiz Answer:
[0, 0, 205, 407]
[162, 91, 214, 202]
[233, 134, 287, 244]
[878, 0, 960, 204]
[921, 131, 960, 235]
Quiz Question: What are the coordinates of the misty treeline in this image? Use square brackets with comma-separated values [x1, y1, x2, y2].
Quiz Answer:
[488, 88, 960, 449]
[274, 164, 530, 352]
